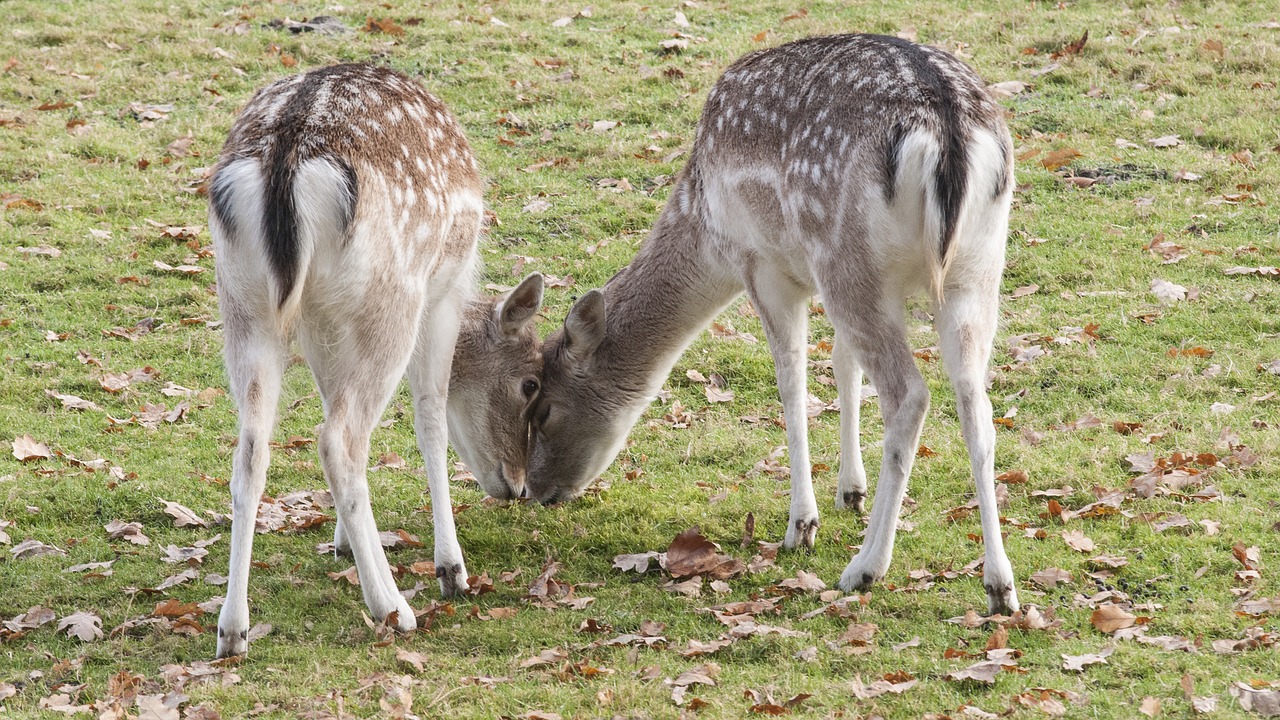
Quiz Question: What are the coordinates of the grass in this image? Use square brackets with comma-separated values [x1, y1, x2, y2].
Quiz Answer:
[2, 0, 1279, 717]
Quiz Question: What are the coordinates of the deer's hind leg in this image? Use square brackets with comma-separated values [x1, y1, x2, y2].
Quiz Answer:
[297, 290, 425, 632]
[216, 308, 287, 658]
[828, 294, 930, 592]
[936, 278, 1018, 615]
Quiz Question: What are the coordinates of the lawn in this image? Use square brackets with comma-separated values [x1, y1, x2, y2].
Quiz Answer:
[1, 0, 1279, 718]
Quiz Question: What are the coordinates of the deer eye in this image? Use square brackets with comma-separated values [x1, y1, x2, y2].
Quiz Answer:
[521, 378, 540, 398]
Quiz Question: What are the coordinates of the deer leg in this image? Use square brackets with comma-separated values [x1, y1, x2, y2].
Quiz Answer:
[834, 308, 929, 592]
[406, 291, 469, 598]
[832, 332, 868, 513]
[299, 307, 422, 633]
[745, 271, 819, 550]
[216, 326, 286, 659]
[937, 286, 1019, 615]
[332, 517, 352, 557]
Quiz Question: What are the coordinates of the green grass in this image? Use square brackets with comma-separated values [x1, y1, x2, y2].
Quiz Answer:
[2, 0, 1280, 717]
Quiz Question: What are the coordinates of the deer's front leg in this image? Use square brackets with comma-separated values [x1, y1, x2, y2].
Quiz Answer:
[408, 298, 469, 597]
[746, 273, 819, 549]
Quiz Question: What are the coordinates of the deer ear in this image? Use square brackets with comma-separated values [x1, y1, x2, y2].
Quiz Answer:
[496, 272, 544, 336]
[563, 289, 605, 361]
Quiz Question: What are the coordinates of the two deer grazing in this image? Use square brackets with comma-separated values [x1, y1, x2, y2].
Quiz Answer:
[210, 34, 1017, 657]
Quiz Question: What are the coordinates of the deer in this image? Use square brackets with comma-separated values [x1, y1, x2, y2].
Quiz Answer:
[523, 34, 1020, 615]
[207, 63, 545, 658]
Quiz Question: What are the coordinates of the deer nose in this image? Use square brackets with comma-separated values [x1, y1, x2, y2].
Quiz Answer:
[501, 462, 526, 499]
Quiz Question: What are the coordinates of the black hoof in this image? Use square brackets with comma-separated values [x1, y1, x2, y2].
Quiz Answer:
[841, 491, 866, 513]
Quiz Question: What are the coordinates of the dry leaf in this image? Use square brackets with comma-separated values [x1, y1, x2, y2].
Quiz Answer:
[1062, 529, 1095, 553]
[665, 528, 743, 580]
[105, 520, 150, 545]
[1090, 604, 1136, 633]
[945, 659, 1016, 684]
[1029, 567, 1073, 588]
[12, 434, 52, 462]
[58, 611, 103, 642]
[11, 538, 65, 559]
[776, 569, 827, 593]
[1231, 683, 1280, 716]
[161, 501, 208, 528]
[612, 551, 661, 574]
[519, 648, 568, 669]
[1062, 646, 1113, 671]
[45, 390, 101, 412]
[1151, 278, 1187, 303]
[396, 647, 429, 672]
[1040, 147, 1081, 170]
[328, 566, 359, 585]
[987, 80, 1031, 98]
[850, 673, 918, 699]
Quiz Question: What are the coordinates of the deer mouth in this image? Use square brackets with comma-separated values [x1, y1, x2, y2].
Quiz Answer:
[497, 462, 526, 501]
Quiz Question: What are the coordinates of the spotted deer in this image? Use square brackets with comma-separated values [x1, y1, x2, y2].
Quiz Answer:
[208, 63, 544, 658]
[525, 35, 1019, 614]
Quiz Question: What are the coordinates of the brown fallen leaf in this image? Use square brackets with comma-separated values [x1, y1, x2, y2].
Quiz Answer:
[987, 80, 1031, 98]
[945, 658, 1016, 684]
[58, 610, 103, 642]
[665, 528, 743, 580]
[39, 694, 91, 715]
[668, 663, 718, 705]
[838, 622, 878, 646]
[1029, 567, 1073, 588]
[850, 673, 918, 699]
[328, 566, 359, 585]
[775, 569, 826, 593]
[1051, 29, 1089, 59]
[11, 538, 66, 559]
[396, 647, 430, 672]
[105, 519, 150, 545]
[45, 390, 102, 412]
[612, 551, 662, 574]
[1090, 604, 1137, 634]
[1062, 529, 1095, 553]
[1136, 635, 1196, 652]
[153, 598, 202, 618]
[519, 648, 568, 669]
[64, 559, 115, 575]
[1231, 682, 1280, 716]
[664, 576, 703, 597]
[3, 606, 56, 632]
[1040, 147, 1081, 170]
[161, 500, 208, 528]
[12, 434, 52, 462]
[1062, 645, 1113, 671]
[1233, 543, 1263, 571]
[677, 638, 734, 657]
[1151, 278, 1188, 303]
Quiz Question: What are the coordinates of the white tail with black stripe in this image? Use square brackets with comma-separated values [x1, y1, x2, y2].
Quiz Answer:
[523, 35, 1019, 614]
[209, 63, 544, 658]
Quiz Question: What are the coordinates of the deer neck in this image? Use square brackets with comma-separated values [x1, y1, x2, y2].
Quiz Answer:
[594, 175, 742, 398]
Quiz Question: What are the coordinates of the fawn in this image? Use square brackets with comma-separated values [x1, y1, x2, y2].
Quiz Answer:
[208, 63, 543, 657]
[523, 35, 1019, 614]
